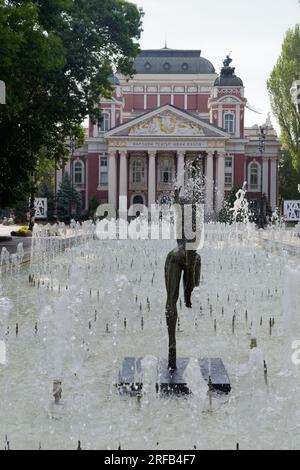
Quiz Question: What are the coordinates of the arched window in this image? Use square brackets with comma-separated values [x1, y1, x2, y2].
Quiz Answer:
[132, 159, 145, 184]
[224, 113, 235, 134]
[160, 158, 173, 184]
[133, 195, 144, 205]
[249, 162, 260, 191]
[74, 160, 85, 185]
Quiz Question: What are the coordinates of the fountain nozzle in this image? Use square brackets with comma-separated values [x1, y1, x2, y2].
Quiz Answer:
[53, 380, 62, 405]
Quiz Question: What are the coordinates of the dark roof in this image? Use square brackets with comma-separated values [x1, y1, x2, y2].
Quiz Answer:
[214, 57, 243, 87]
[133, 49, 216, 75]
[214, 75, 243, 87]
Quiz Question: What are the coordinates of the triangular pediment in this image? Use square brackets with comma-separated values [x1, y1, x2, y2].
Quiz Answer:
[105, 105, 229, 139]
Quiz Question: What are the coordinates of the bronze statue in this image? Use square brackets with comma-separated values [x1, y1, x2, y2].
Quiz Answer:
[164, 187, 201, 373]
[223, 54, 232, 68]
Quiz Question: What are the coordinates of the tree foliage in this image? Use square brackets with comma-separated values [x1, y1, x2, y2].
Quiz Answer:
[56, 172, 81, 223]
[278, 148, 300, 204]
[0, 0, 143, 207]
[218, 186, 241, 224]
[267, 24, 300, 171]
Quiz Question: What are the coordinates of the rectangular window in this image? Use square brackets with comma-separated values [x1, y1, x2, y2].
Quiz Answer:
[225, 156, 233, 187]
[99, 156, 108, 186]
[224, 114, 234, 134]
[98, 113, 110, 133]
[160, 159, 172, 184]
[132, 159, 145, 185]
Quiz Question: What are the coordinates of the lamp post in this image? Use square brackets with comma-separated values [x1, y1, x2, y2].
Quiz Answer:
[258, 126, 266, 228]
[68, 135, 76, 220]
[29, 171, 36, 232]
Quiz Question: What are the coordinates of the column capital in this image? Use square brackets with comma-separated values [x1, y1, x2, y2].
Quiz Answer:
[108, 149, 116, 158]
[119, 150, 128, 158]
[177, 150, 186, 158]
[148, 150, 157, 158]
[217, 151, 226, 159]
[206, 151, 214, 159]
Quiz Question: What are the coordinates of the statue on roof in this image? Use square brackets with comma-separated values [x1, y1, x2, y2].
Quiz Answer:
[221, 53, 235, 76]
[223, 54, 232, 68]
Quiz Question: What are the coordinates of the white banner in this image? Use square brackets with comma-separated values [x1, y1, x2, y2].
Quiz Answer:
[284, 200, 300, 222]
[34, 198, 48, 219]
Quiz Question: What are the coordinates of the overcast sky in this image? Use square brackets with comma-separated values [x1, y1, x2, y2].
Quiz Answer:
[135, 0, 299, 131]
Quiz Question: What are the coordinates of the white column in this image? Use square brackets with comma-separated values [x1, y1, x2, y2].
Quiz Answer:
[262, 157, 269, 196]
[148, 150, 156, 207]
[119, 151, 128, 198]
[216, 152, 225, 211]
[235, 105, 240, 138]
[93, 123, 98, 137]
[270, 158, 278, 210]
[108, 150, 117, 209]
[177, 151, 185, 188]
[205, 152, 214, 213]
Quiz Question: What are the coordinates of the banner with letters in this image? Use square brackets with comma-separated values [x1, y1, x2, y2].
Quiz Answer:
[34, 198, 48, 220]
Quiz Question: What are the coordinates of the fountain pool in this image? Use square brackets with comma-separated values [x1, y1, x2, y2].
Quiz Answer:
[0, 222, 300, 450]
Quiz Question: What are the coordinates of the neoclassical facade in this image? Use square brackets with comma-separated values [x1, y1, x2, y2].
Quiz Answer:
[56, 48, 280, 216]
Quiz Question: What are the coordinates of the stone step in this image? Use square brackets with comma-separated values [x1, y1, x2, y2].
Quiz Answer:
[117, 357, 231, 396]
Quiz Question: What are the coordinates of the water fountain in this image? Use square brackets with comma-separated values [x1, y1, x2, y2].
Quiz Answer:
[0, 202, 299, 448]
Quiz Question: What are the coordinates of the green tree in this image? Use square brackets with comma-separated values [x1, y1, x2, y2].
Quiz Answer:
[218, 186, 240, 223]
[56, 173, 81, 223]
[267, 24, 300, 171]
[0, 0, 143, 207]
[278, 149, 300, 205]
[88, 196, 99, 220]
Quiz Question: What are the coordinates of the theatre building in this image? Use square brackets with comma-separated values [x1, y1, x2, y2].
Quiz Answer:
[55, 48, 280, 216]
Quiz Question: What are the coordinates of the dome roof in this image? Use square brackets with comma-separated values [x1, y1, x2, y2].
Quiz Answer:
[133, 49, 216, 75]
[214, 75, 243, 87]
[214, 56, 243, 87]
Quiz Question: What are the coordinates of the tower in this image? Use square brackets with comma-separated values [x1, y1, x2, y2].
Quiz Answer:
[209, 56, 247, 138]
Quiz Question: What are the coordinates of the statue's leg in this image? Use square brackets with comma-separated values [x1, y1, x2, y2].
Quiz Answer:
[183, 263, 194, 309]
[165, 253, 182, 372]
[183, 253, 201, 308]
